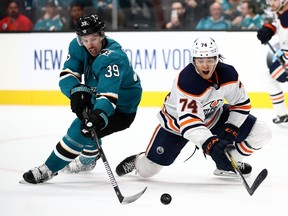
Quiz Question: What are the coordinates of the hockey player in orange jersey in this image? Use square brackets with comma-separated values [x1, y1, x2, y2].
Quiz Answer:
[257, 0, 288, 124]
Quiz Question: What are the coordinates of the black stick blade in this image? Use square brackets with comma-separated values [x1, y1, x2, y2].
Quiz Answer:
[121, 187, 147, 204]
[248, 169, 268, 196]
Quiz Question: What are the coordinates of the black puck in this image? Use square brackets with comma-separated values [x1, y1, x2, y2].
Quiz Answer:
[160, 193, 172, 205]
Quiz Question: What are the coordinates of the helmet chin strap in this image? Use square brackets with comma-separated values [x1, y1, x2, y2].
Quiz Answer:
[275, 4, 282, 12]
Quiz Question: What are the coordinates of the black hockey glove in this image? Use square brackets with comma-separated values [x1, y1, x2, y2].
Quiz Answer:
[257, 23, 276, 44]
[70, 84, 93, 120]
[202, 136, 233, 171]
[81, 109, 108, 137]
[219, 123, 239, 142]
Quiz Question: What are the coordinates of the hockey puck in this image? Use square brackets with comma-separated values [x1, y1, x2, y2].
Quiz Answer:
[160, 193, 172, 205]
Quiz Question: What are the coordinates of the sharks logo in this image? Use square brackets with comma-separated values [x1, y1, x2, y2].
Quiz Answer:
[203, 99, 223, 118]
[100, 49, 112, 56]
[65, 54, 71, 62]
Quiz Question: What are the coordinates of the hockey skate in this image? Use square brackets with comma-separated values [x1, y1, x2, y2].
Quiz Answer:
[214, 161, 252, 177]
[116, 153, 142, 176]
[272, 114, 288, 124]
[22, 164, 58, 184]
[61, 156, 97, 174]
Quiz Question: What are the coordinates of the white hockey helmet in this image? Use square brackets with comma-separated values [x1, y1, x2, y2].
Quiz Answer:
[191, 37, 219, 65]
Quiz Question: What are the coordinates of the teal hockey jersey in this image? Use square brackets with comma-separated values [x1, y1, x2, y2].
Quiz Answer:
[59, 37, 142, 116]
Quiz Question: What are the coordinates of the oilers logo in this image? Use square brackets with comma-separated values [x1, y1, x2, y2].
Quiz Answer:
[203, 99, 223, 118]
[156, 146, 164, 155]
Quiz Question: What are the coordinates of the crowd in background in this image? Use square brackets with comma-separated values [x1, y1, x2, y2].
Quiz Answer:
[0, 0, 272, 32]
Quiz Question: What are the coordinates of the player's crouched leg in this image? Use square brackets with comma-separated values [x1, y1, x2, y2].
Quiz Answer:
[116, 152, 163, 178]
[233, 119, 272, 161]
[135, 153, 163, 178]
[214, 119, 271, 177]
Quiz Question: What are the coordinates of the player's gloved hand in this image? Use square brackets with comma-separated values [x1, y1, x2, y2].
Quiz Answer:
[81, 109, 108, 137]
[70, 84, 93, 120]
[202, 136, 233, 171]
[257, 23, 276, 44]
[219, 123, 239, 142]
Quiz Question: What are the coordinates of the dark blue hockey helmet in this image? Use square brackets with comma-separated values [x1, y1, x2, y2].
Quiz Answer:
[75, 14, 105, 37]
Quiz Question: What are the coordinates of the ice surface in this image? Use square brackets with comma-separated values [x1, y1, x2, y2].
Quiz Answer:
[0, 106, 287, 216]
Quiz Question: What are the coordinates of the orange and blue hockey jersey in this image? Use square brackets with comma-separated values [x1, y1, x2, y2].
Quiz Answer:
[158, 62, 251, 148]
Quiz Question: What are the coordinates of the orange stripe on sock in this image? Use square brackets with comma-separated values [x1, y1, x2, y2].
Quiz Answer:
[239, 142, 254, 154]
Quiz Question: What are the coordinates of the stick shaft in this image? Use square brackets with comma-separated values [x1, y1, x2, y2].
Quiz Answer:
[82, 109, 146, 204]
[266, 41, 288, 75]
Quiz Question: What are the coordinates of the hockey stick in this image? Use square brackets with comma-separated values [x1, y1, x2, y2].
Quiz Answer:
[225, 145, 268, 196]
[82, 110, 147, 204]
[266, 41, 288, 76]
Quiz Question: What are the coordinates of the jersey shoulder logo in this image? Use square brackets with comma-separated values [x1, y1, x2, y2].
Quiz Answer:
[100, 49, 113, 56]
[65, 54, 71, 62]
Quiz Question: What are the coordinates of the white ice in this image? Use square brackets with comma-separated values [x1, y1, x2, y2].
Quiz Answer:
[0, 106, 287, 216]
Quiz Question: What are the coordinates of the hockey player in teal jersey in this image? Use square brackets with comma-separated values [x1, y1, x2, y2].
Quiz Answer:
[22, 14, 142, 184]
[116, 37, 272, 179]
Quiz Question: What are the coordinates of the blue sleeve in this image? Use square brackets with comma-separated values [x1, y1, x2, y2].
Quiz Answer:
[59, 39, 84, 98]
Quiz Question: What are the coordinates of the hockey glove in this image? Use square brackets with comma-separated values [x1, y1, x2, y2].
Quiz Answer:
[202, 136, 233, 171]
[257, 23, 276, 44]
[219, 123, 239, 142]
[81, 109, 108, 137]
[70, 84, 93, 120]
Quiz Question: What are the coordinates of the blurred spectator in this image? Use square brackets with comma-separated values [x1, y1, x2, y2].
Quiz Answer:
[165, 1, 193, 30]
[193, 0, 214, 20]
[195, 2, 232, 30]
[63, 0, 85, 31]
[95, 0, 113, 28]
[183, 0, 199, 29]
[0, 0, 33, 31]
[221, 0, 231, 12]
[239, 0, 265, 30]
[119, 0, 158, 30]
[221, 0, 242, 29]
[151, 0, 165, 29]
[184, 0, 214, 30]
[33, 0, 65, 31]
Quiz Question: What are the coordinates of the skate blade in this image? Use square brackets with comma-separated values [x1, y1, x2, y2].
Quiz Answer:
[275, 123, 288, 128]
[214, 170, 251, 178]
[19, 179, 30, 184]
[19, 179, 36, 184]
